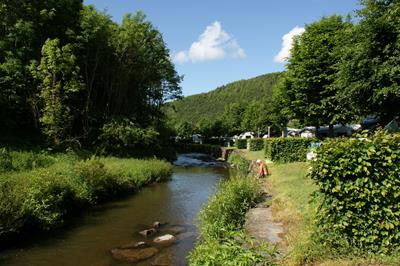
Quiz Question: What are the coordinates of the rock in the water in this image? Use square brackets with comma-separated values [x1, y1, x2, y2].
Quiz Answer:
[111, 247, 158, 263]
[120, 241, 147, 249]
[153, 221, 162, 228]
[153, 234, 177, 246]
[151, 253, 173, 266]
[139, 228, 157, 236]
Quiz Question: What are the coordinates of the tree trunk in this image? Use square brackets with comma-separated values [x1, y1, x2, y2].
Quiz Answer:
[328, 124, 334, 137]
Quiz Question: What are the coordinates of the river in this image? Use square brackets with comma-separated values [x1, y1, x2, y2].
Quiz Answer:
[0, 154, 229, 266]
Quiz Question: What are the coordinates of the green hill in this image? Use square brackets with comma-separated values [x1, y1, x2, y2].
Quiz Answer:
[166, 72, 281, 126]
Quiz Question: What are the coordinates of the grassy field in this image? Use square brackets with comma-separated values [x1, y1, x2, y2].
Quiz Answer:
[0, 149, 172, 240]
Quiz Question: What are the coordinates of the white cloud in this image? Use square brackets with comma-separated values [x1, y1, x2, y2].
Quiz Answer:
[174, 21, 246, 64]
[274, 26, 305, 63]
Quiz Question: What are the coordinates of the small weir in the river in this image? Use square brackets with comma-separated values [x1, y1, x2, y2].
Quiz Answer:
[0, 154, 228, 266]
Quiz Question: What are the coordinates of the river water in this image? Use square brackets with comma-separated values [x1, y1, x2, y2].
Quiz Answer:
[0, 154, 228, 266]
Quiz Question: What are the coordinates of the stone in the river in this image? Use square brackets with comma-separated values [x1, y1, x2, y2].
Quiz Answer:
[120, 241, 147, 249]
[165, 225, 186, 234]
[153, 234, 177, 246]
[151, 253, 173, 266]
[139, 228, 157, 236]
[153, 221, 162, 228]
[111, 247, 159, 263]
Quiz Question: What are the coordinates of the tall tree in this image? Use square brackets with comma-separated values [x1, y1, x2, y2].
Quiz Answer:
[337, 0, 400, 122]
[281, 16, 352, 136]
[30, 39, 84, 145]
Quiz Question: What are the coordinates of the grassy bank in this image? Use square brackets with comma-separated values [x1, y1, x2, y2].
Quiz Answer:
[188, 176, 276, 265]
[0, 150, 172, 240]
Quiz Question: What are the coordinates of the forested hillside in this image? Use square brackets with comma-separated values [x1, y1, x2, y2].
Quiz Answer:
[166, 72, 280, 132]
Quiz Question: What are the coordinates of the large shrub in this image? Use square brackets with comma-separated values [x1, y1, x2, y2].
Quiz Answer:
[264, 138, 317, 163]
[309, 132, 400, 252]
[249, 138, 264, 151]
[98, 118, 160, 156]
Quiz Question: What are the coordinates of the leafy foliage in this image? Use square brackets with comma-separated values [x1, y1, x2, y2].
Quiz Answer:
[280, 16, 353, 130]
[336, 0, 400, 121]
[309, 131, 400, 252]
[97, 118, 160, 156]
[31, 38, 84, 145]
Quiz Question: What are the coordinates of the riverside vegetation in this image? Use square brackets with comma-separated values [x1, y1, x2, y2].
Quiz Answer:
[188, 176, 276, 266]
[0, 148, 171, 241]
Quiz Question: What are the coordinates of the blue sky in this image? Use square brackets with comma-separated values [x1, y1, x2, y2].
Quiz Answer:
[84, 0, 360, 96]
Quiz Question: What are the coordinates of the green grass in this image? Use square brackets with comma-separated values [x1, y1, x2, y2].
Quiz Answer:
[0, 151, 172, 239]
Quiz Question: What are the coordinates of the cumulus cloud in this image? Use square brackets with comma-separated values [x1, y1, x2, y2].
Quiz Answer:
[274, 26, 305, 63]
[174, 21, 246, 64]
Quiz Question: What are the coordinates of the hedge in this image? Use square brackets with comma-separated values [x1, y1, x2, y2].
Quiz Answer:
[249, 138, 264, 151]
[264, 137, 317, 163]
[235, 139, 247, 149]
[309, 132, 400, 252]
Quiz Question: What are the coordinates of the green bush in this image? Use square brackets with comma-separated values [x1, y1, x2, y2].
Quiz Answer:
[249, 138, 265, 151]
[189, 177, 275, 265]
[98, 118, 160, 156]
[235, 139, 247, 149]
[309, 132, 400, 252]
[264, 137, 317, 163]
